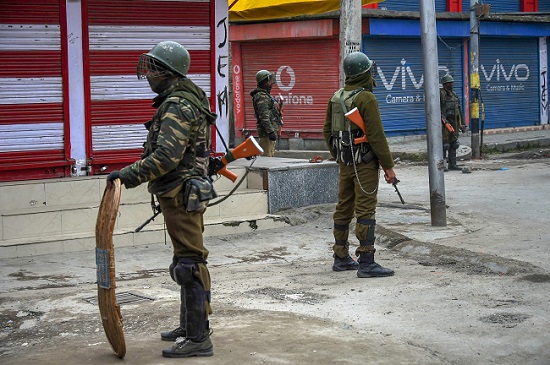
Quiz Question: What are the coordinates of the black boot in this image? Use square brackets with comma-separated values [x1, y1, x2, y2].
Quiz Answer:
[448, 145, 461, 170]
[332, 254, 359, 271]
[357, 262, 395, 278]
[357, 250, 394, 278]
[162, 329, 213, 358]
[161, 326, 186, 342]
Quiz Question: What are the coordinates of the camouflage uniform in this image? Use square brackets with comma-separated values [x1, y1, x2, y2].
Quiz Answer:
[323, 70, 394, 275]
[440, 87, 464, 169]
[250, 88, 282, 156]
[119, 77, 217, 329]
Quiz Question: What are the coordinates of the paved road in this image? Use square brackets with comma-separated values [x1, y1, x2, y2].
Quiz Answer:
[1, 153, 549, 365]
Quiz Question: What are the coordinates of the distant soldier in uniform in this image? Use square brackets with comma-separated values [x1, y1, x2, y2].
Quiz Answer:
[323, 51, 397, 278]
[440, 73, 466, 171]
[250, 70, 283, 157]
[106, 41, 217, 358]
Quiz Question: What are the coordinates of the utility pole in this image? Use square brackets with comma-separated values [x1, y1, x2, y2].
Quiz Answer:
[339, 0, 362, 87]
[419, 0, 447, 226]
[469, 0, 481, 158]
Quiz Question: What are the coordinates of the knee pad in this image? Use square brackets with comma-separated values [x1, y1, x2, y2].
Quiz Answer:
[450, 141, 460, 150]
[172, 261, 196, 286]
[443, 143, 450, 151]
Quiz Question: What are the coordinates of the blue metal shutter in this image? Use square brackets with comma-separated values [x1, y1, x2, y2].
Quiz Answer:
[488, 0, 520, 12]
[363, 37, 464, 136]
[479, 38, 539, 129]
[541, 2, 550, 11]
[378, 0, 447, 12]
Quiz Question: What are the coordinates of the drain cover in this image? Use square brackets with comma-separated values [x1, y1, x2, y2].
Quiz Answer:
[84, 291, 155, 306]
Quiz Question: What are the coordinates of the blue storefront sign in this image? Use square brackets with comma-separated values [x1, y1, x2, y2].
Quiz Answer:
[363, 37, 465, 136]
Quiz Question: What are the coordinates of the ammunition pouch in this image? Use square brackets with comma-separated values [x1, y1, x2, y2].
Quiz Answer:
[183, 176, 217, 212]
[331, 131, 376, 166]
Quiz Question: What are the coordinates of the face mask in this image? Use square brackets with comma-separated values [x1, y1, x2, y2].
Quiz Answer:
[147, 74, 173, 94]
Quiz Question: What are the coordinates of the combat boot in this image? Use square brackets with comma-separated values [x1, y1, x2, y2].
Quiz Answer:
[162, 331, 213, 358]
[357, 262, 395, 278]
[332, 254, 359, 271]
[160, 326, 186, 341]
[357, 249, 394, 278]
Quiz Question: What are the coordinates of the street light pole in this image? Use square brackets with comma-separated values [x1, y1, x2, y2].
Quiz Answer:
[470, 0, 481, 158]
[419, 0, 447, 226]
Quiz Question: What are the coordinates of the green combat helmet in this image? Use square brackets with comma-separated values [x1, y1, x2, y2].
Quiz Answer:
[256, 69, 274, 84]
[137, 41, 190, 79]
[441, 73, 454, 84]
[343, 51, 374, 77]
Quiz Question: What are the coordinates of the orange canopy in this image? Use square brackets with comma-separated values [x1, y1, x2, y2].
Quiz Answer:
[229, 0, 383, 21]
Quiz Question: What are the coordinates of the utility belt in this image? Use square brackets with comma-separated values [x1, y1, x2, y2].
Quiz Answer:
[331, 130, 376, 166]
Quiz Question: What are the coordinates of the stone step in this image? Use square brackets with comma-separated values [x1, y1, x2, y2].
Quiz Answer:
[0, 214, 288, 259]
[0, 166, 270, 257]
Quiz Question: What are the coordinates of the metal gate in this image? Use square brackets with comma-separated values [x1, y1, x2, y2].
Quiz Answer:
[364, 37, 464, 136]
[240, 38, 340, 139]
[84, 0, 213, 174]
[0, 0, 70, 181]
[479, 37, 539, 129]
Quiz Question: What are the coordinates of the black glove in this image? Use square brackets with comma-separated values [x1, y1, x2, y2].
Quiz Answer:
[106, 170, 120, 182]
[268, 132, 277, 141]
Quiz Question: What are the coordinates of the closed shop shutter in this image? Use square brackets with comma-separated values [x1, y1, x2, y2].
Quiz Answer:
[240, 38, 339, 139]
[479, 38, 539, 129]
[487, 0, 520, 12]
[364, 37, 464, 135]
[0, 0, 69, 181]
[378, 0, 447, 12]
[85, 0, 212, 174]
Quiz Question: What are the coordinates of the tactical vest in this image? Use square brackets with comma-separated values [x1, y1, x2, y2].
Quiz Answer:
[441, 89, 461, 121]
[330, 88, 374, 165]
[142, 92, 210, 185]
[253, 90, 282, 125]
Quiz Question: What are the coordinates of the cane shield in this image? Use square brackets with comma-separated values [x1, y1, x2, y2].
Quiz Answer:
[95, 178, 126, 358]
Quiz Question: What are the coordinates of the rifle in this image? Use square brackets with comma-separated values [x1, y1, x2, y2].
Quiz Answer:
[392, 178, 405, 205]
[135, 203, 161, 233]
[344, 107, 368, 144]
[441, 118, 455, 133]
[135, 136, 264, 231]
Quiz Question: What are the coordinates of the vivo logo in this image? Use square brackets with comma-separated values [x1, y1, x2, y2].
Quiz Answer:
[377, 58, 448, 91]
[377, 58, 530, 91]
[480, 59, 529, 82]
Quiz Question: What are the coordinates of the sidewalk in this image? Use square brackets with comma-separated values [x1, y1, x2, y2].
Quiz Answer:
[277, 125, 550, 161]
[389, 125, 550, 156]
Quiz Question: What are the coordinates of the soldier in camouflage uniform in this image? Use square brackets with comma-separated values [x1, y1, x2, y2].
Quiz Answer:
[440, 73, 466, 171]
[106, 41, 217, 358]
[250, 70, 283, 157]
[323, 51, 396, 278]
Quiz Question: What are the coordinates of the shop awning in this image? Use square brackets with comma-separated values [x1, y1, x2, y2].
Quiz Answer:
[229, 0, 383, 22]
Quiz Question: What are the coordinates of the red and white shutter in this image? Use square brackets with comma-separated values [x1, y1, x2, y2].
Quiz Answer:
[84, 0, 213, 174]
[240, 38, 340, 139]
[0, 0, 70, 181]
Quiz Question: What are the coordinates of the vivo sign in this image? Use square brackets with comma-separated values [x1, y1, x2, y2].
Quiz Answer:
[377, 58, 530, 91]
[376, 58, 531, 104]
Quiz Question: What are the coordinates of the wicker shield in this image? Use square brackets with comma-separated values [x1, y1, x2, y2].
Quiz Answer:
[95, 178, 126, 358]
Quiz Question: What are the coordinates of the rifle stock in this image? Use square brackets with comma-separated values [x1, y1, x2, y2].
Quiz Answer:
[344, 107, 368, 144]
[215, 136, 264, 182]
[442, 118, 455, 133]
